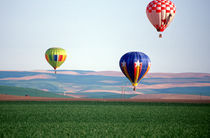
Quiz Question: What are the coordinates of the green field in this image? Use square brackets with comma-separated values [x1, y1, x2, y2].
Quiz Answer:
[0, 85, 70, 98]
[0, 101, 210, 137]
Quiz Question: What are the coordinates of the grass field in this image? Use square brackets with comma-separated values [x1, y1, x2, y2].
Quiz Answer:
[0, 85, 70, 98]
[0, 101, 210, 137]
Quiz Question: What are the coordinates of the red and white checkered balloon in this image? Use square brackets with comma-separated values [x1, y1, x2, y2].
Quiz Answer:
[146, 0, 176, 33]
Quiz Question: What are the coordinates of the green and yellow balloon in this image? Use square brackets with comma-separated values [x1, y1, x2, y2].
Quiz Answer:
[45, 47, 67, 74]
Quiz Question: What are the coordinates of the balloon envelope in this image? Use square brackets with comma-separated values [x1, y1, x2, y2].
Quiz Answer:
[119, 52, 151, 88]
[45, 47, 67, 71]
[146, 0, 176, 33]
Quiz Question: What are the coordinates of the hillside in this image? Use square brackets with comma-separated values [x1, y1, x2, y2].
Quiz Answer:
[0, 85, 70, 98]
[0, 70, 210, 98]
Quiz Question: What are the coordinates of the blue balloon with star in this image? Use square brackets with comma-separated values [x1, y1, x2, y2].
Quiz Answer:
[119, 52, 151, 91]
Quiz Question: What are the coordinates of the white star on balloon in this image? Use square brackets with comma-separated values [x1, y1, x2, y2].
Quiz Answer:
[121, 61, 126, 67]
[135, 60, 140, 67]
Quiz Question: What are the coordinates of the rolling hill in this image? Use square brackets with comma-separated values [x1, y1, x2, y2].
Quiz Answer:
[0, 85, 70, 98]
[0, 70, 210, 99]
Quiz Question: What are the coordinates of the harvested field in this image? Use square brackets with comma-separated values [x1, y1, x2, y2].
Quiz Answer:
[0, 94, 210, 103]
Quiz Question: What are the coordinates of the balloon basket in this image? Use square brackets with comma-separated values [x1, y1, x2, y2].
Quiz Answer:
[133, 86, 136, 91]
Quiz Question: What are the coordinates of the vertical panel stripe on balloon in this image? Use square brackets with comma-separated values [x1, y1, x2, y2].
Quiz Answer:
[63, 55, 67, 61]
[134, 62, 142, 84]
[138, 62, 151, 82]
[58, 55, 63, 61]
[45, 55, 49, 62]
[49, 55, 53, 61]
[54, 55, 58, 61]
[121, 62, 132, 83]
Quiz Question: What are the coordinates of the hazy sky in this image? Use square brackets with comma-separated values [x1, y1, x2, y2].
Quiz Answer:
[0, 0, 209, 73]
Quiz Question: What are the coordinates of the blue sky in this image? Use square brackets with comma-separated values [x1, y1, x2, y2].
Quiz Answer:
[0, 0, 209, 73]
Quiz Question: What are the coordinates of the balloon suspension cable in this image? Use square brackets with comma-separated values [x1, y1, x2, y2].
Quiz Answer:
[133, 86, 136, 91]
[159, 33, 162, 38]
[54, 69, 56, 74]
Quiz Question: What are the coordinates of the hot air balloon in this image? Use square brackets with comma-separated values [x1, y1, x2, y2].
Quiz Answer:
[146, 0, 176, 38]
[119, 52, 151, 91]
[45, 47, 67, 74]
